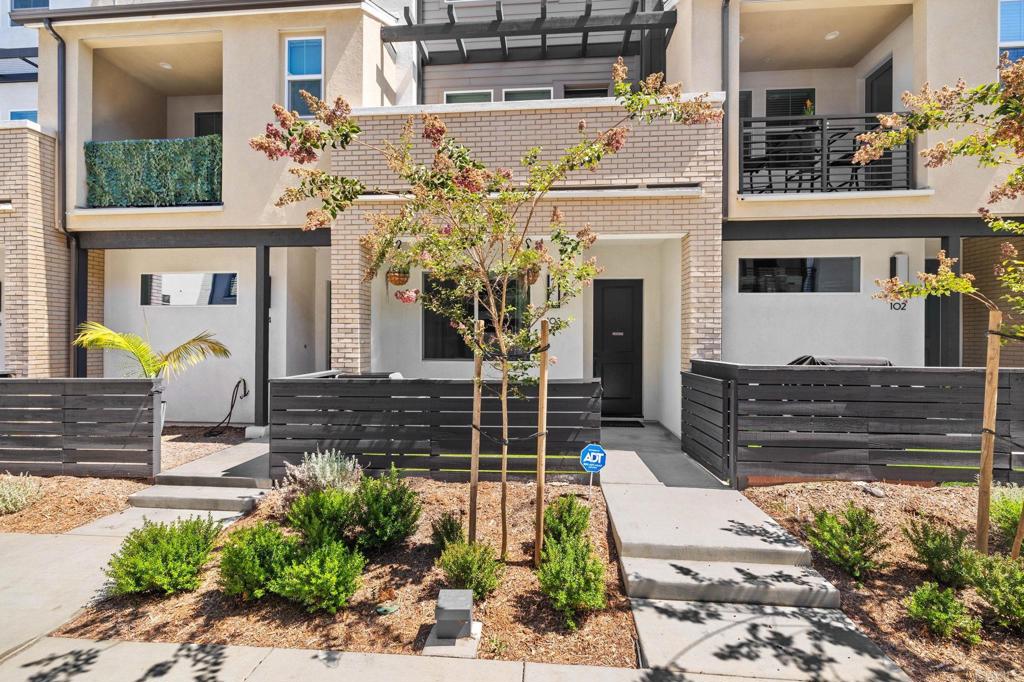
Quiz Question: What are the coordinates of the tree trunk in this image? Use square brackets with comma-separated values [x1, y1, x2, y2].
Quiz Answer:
[534, 319, 550, 569]
[468, 319, 484, 543]
[977, 309, 1003, 553]
[499, 360, 510, 560]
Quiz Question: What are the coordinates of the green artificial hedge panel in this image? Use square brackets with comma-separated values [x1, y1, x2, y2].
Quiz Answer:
[85, 135, 223, 208]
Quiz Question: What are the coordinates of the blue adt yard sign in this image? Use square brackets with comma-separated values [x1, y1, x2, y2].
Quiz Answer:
[580, 443, 607, 473]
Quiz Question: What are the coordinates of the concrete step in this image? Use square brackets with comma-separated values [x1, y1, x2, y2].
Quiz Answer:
[631, 599, 910, 681]
[156, 441, 272, 489]
[67, 507, 244, 538]
[603, 484, 811, 566]
[128, 485, 265, 512]
[621, 557, 840, 608]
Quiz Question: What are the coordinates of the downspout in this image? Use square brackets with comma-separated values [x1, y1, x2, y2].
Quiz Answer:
[43, 19, 79, 376]
[721, 0, 730, 219]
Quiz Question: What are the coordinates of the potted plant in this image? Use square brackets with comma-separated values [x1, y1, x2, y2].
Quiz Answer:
[386, 264, 411, 286]
[72, 322, 230, 433]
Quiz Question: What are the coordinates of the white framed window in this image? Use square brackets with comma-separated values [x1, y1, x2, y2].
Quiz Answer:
[8, 110, 37, 123]
[285, 36, 323, 117]
[443, 90, 492, 104]
[1001, 0, 1024, 62]
[502, 87, 553, 102]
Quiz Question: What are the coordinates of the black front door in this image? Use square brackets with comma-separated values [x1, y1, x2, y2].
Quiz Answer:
[865, 59, 893, 113]
[594, 279, 643, 417]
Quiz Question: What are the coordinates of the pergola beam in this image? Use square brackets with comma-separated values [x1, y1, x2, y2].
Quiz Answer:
[447, 4, 468, 62]
[496, 1, 508, 58]
[620, 0, 640, 55]
[426, 41, 641, 66]
[381, 9, 677, 43]
[404, 6, 429, 64]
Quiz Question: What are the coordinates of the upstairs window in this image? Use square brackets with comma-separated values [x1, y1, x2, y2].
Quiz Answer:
[503, 88, 552, 102]
[9, 110, 37, 123]
[285, 37, 323, 117]
[12, 0, 49, 9]
[738, 257, 860, 293]
[1001, 0, 1024, 62]
[444, 90, 492, 104]
[766, 88, 815, 118]
[564, 85, 610, 99]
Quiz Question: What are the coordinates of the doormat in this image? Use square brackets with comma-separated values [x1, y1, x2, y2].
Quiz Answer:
[601, 419, 645, 428]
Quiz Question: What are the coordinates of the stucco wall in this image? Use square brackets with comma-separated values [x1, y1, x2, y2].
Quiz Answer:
[91, 51, 168, 142]
[723, 237, 928, 366]
[0, 82, 38, 120]
[166, 94, 222, 138]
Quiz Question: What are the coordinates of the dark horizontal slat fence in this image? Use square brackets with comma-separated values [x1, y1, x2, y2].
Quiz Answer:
[0, 378, 161, 478]
[683, 361, 1024, 489]
[269, 374, 601, 481]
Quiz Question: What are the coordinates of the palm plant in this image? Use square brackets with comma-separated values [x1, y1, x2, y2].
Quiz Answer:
[73, 321, 230, 379]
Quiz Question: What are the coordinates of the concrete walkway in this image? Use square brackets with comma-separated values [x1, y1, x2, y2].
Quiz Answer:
[0, 637, 759, 681]
[603, 425, 727, 489]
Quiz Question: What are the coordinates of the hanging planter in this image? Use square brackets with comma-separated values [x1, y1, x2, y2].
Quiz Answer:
[387, 268, 410, 286]
[525, 266, 541, 286]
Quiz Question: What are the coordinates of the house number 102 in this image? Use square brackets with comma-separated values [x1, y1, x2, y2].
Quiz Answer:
[890, 301, 908, 311]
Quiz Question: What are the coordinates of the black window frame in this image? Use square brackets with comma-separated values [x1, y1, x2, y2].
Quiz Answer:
[421, 274, 530, 361]
[737, 257, 861, 294]
[765, 88, 816, 118]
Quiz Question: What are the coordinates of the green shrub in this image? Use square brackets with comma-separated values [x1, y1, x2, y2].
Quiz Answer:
[106, 516, 221, 596]
[85, 135, 222, 208]
[970, 552, 1024, 633]
[286, 488, 358, 547]
[219, 522, 301, 601]
[991, 484, 1024, 548]
[538, 535, 606, 631]
[354, 467, 421, 552]
[903, 519, 975, 588]
[431, 511, 465, 551]
[282, 449, 362, 499]
[269, 542, 365, 614]
[805, 503, 889, 580]
[906, 582, 981, 645]
[544, 495, 590, 545]
[0, 473, 42, 515]
[437, 541, 503, 601]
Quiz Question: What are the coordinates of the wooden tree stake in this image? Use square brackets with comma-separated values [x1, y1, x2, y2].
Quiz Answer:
[977, 308, 1003, 553]
[468, 319, 484, 544]
[1012, 506, 1024, 559]
[534, 319, 550, 569]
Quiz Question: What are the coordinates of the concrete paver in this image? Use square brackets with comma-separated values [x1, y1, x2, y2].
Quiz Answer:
[0, 535, 121, 658]
[631, 600, 910, 682]
[157, 439, 272, 489]
[603, 484, 811, 565]
[602, 425, 727, 489]
[128, 484, 265, 512]
[246, 647, 523, 681]
[601, 449, 665, 486]
[523, 662, 770, 681]
[67, 507, 243, 538]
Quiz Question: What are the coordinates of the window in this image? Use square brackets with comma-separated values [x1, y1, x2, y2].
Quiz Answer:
[11, 0, 48, 9]
[9, 110, 37, 123]
[444, 90, 492, 104]
[1001, 0, 1024, 62]
[141, 272, 238, 306]
[564, 85, 609, 99]
[765, 88, 815, 118]
[194, 112, 222, 137]
[285, 37, 323, 117]
[503, 88, 553, 102]
[422, 274, 529, 360]
[738, 258, 860, 293]
[738, 90, 752, 119]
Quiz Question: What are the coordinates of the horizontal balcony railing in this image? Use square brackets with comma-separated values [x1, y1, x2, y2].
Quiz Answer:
[739, 114, 913, 195]
[84, 135, 222, 208]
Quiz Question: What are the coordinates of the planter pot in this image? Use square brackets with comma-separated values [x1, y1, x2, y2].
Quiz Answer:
[526, 268, 540, 286]
[387, 270, 410, 286]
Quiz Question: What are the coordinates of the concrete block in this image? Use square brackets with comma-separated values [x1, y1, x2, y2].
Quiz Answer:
[422, 620, 483, 659]
[621, 557, 840, 608]
[631, 600, 910, 681]
[604, 485, 811, 566]
[128, 485, 265, 512]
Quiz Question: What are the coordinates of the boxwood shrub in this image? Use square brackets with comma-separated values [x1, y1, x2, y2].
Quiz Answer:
[85, 135, 222, 208]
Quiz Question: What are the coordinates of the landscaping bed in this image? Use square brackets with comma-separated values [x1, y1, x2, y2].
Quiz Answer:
[161, 425, 246, 471]
[55, 478, 638, 667]
[0, 476, 146, 534]
[745, 481, 1024, 682]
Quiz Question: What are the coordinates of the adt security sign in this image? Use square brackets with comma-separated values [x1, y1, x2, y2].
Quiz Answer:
[580, 443, 607, 473]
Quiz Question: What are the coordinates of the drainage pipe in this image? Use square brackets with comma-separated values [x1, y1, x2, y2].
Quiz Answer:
[721, 0, 730, 219]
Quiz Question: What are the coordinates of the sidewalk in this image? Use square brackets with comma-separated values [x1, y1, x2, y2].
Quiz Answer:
[0, 637, 753, 682]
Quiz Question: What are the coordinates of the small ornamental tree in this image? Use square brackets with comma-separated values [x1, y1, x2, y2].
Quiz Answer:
[251, 59, 722, 559]
[857, 56, 1024, 555]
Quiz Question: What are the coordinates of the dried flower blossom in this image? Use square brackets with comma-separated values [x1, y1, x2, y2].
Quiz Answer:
[395, 289, 420, 304]
[422, 114, 447, 147]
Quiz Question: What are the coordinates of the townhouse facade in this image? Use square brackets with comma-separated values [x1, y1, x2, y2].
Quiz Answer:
[0, 0, 1021, 439]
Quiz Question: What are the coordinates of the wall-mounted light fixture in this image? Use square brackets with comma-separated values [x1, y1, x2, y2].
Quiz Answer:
[890, 252, 910, 282]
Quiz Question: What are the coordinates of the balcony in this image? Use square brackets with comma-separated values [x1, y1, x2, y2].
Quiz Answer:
[739, 114, 913, 195]
[85, 135, 222, 208]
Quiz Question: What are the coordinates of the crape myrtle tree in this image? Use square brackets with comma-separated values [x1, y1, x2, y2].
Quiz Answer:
[251, 59, 722, 560]
[857, 56, 1024, 556]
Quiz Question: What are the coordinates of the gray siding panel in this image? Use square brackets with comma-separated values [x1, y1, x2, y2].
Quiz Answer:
[423, 55, 637, 104]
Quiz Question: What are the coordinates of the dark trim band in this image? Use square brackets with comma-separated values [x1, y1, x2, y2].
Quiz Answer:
[75, 228, 331, 250]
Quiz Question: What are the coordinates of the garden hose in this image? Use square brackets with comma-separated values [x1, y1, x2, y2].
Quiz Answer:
[204, 378, 249, 437]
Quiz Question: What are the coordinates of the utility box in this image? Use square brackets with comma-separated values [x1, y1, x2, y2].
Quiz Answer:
[434, 589, 473, 639]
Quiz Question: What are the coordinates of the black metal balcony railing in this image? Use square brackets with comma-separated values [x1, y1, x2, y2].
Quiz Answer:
[739, 114, 913, 195]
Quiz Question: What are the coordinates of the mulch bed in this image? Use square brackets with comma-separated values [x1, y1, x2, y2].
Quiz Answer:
[54, 479, 640, 668]
[744, 481, 1024, 682]
[0, 476, 147, 534]
[161, 426, 246, 471]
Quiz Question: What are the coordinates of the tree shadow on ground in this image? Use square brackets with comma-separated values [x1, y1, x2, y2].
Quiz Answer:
[17, 642, 231, 682]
